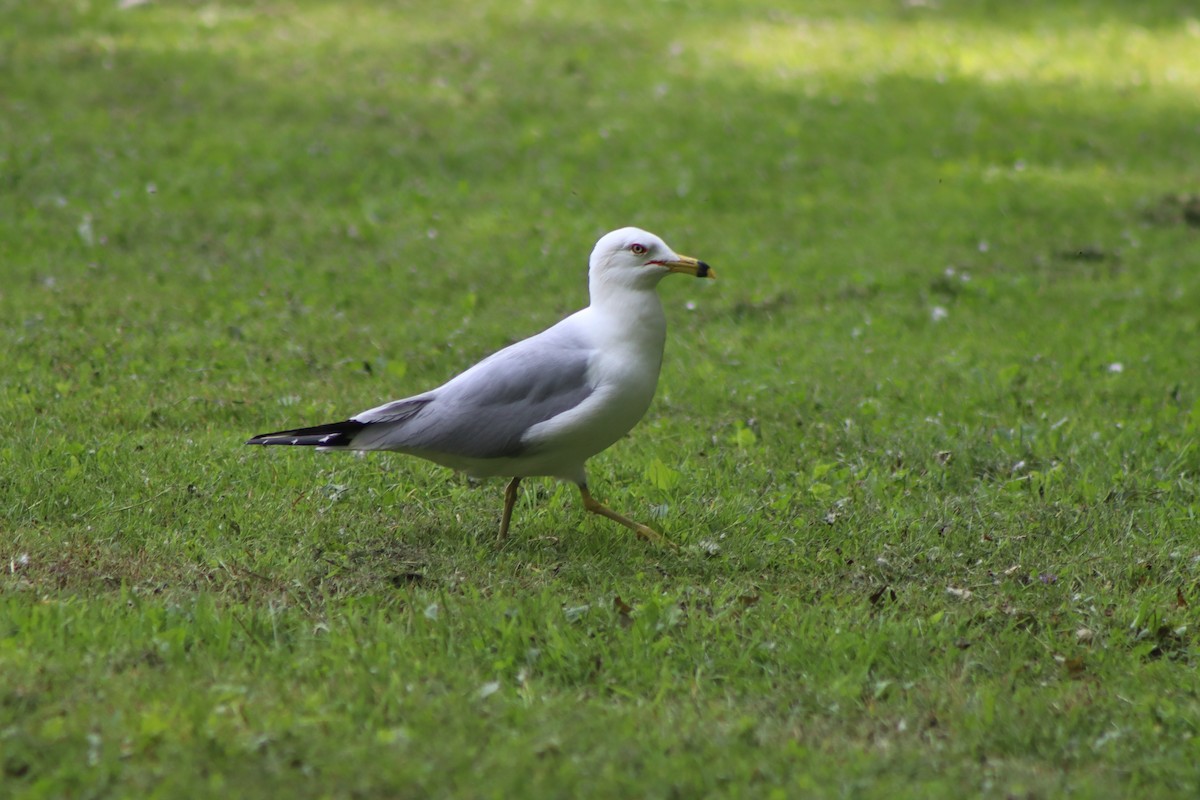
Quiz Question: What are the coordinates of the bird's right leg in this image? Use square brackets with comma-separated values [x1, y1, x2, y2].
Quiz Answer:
[498, 476, 522, 542]
[577, 484, 676, 549]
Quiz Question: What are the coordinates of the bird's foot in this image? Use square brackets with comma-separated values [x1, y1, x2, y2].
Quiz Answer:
[632, 523, 679, 550]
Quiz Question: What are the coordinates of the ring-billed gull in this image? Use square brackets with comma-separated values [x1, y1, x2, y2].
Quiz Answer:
[247, 227, 714, 546]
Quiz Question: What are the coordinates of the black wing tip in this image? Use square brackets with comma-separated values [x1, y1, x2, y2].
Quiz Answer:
[245, 434, 283, 445]
[244, 419, 367, 447]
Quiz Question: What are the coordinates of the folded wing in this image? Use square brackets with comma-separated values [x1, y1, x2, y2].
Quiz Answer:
[249, 320, 597, 462]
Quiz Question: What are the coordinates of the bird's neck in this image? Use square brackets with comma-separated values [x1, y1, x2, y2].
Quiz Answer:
[588, 282, 667, 353]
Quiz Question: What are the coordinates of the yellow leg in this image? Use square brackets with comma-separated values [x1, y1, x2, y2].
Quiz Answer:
[498, 477, 521, 542]
[578, 485, 676, 549]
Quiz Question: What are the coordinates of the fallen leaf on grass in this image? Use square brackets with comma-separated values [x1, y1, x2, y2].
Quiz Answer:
[1063, 656, 1087, 678]
[613, 596, 634, 628]
[868, 585, 896, 606]
[945, 586, 972, 600]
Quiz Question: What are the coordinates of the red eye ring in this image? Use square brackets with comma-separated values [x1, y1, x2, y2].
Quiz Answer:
[630, 243, 647, 256]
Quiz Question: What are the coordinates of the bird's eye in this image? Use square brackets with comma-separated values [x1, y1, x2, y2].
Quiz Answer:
[630, 243, 648, 256]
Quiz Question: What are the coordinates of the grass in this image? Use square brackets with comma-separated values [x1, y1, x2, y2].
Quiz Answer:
[3, 0, 1200, 796]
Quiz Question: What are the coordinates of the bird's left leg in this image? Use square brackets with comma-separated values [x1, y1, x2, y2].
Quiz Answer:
[577, 484, 676, 549]
[498, 477, 522, 542]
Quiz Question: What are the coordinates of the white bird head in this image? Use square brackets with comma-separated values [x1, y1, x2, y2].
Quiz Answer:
[588, 227, 714, 293]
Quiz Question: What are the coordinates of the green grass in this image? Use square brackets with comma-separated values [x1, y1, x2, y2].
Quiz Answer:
[3, 0, 1200, 796]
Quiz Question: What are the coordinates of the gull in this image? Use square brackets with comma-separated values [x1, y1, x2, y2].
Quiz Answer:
[246, 227, 714, 545]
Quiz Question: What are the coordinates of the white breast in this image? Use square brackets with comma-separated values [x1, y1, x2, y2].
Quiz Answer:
[520, 297, 667, 478]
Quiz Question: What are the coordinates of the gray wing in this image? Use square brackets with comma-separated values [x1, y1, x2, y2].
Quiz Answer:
[350, 320, 595, 459]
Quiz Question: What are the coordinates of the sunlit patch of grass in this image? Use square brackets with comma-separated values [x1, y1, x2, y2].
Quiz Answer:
[703, 12, 1200, 92]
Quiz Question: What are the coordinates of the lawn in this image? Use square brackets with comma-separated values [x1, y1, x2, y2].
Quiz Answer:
[3, 0, 1200, 796]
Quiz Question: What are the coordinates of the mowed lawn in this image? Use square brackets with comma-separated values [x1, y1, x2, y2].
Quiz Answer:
[3, 0, 1200, 796]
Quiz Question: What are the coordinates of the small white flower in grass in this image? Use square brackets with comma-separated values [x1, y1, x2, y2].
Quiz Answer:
[685, 300, 697, 311]
[930, 306, 949, 322]
[77, 214, 94, 246]
[1107, 362, 1124, 373]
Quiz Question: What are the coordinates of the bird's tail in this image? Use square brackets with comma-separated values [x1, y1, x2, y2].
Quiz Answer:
[246, 419, 367, 448]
